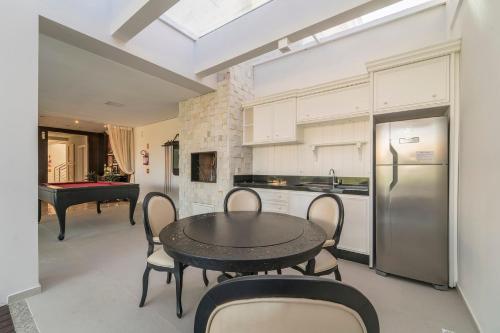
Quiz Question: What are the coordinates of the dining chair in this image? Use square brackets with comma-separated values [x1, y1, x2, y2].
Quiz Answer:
[224, 187, 262, 213]
[292, 193, 345, 280]
[221, 188, 266, 278]
[194, 275, 379, 333]
[139, 192, 208, 318]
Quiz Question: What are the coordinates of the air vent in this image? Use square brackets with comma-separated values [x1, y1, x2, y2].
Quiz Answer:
[104, 101, 124, 107]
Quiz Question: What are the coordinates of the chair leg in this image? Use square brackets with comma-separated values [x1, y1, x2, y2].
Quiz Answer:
[167, 272, 172, 284]
[305, 259, 316, 276]
[333, 266, 342, 281]
[139, 265, 152, 307]
[202, 269, 209, 286]
[277, 269, 282, 275]
[174, 262, 183, 318]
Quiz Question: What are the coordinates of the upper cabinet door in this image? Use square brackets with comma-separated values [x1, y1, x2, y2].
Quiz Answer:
[297, 84, 369, 124]
[253, 102, 274, 143]
[273, 98, 296, 141]
[374, 56, 450, 113]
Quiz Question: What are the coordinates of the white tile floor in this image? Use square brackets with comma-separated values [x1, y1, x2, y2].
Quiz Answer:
[28, 202, 478, 333]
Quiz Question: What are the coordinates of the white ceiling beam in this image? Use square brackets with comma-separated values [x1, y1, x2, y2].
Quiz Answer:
[40, 17, 214, 95]
[195, 0, 401, 77]
[112, 0, 179, 42]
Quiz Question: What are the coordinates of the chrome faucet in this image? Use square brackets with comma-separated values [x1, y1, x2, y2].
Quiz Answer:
[329, 168, 338, 187]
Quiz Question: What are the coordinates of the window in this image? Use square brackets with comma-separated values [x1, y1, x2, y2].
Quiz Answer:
[161, 0, 272, 39]
[314, 0, 436, 42]
[255, 0, 442, 61]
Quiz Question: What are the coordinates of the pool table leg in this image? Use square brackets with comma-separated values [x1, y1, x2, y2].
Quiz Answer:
[129, 196, 138, 225]
[96, 201, 102, 214]
[38, 200, 42, 223]
[55, 205, 67, 241]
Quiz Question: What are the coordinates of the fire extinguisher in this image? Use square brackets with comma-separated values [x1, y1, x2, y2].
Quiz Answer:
[140, 150, 149, 165]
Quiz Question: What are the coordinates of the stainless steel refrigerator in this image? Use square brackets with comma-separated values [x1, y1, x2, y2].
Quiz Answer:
[375, 116, 448, 288]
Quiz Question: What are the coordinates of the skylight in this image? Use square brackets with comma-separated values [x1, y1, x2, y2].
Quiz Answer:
[161, 0, 272, 39]
[292, 0, 440, 50]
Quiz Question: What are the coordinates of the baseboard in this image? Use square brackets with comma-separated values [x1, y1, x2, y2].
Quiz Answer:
[333, 248, 370, 265]
[456, 284, 482, 332]
[7, 284, 41, 304]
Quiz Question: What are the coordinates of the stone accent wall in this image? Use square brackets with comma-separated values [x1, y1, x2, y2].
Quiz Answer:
[178, 65, 253, 217]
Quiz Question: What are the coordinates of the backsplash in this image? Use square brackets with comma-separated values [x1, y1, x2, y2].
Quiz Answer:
[234, 175, 369, 186]
[252, 117, 370, 177]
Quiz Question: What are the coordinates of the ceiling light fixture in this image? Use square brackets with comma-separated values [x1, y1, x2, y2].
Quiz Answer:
[74, 120, 79, 124]
[278, 37, 291, 53]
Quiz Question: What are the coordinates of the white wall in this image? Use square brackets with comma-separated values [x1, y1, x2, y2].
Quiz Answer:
[254, 4, 448, 96]
[0, 1, 39, 304]
[134, 118, 181, 204]
[451, 1, 500, 331]
[253, 118, 370, 177]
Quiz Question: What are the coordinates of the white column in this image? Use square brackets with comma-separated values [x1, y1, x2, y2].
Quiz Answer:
[0, 1, 40, 303]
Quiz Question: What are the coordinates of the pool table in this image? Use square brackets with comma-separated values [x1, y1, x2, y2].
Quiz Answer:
[38, 182, 140, 241]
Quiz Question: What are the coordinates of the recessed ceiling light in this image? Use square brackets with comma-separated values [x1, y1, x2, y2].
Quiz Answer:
[104, 101, 124, 107]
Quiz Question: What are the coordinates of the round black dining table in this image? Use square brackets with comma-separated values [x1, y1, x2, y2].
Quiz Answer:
[159, 211, 326, 273]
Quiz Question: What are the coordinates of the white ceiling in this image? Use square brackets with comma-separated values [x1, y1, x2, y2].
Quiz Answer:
[39, 34, 200, 127]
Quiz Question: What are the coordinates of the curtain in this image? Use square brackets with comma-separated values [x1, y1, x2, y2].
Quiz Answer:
[106, 125, 135, 176]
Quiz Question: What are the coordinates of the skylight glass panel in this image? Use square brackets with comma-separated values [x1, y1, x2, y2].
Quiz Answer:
[315, 0, 434, 40]
[161, 0, 272, 38]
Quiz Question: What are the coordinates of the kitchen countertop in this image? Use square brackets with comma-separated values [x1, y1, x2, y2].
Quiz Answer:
[233, 175, 369, 196]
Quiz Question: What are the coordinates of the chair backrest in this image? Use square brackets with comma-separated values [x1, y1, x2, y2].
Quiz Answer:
[195, 275, 378, 333]
[307, 193, 344, 245]
[143, 192, 177, 243]
[224, 188, 262, 213]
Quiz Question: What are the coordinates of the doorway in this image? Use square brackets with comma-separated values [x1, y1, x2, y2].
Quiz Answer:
[47, 131, 88, 183]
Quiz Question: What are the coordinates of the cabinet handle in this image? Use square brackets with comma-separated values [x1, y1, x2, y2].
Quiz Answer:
[432, 94, 437, 98]
[383, 101, 388, 105]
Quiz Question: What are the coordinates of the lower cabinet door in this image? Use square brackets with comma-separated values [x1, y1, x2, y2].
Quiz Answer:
[288, 192, 370, 255]
[288, 191, 321, 218]
[262, 202, 288, 214]
[337, 195, 369, 254]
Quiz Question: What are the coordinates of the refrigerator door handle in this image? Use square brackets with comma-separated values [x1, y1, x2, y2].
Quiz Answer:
[389, 143, 398, 191]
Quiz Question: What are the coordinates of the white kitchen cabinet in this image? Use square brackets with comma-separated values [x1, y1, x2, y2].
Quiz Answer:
[337, 195, 369, 254]
[254, 188, 289, 213]
[288, 191, 370, 255]
[258, 189, 371, 256]
[273, 100, 296, 141]
[288, 191, 319, 218]
[250, 98, 297, 145]
[374, 56, 450, 113]
[253, 103, 274, 143]
[297, 84, 370, 124]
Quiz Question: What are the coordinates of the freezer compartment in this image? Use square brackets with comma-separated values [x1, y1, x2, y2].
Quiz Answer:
[376, 116, 449, 165]
[376, 165, 448, 285]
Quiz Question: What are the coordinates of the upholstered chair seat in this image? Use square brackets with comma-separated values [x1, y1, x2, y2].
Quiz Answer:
[147, 249, 174, 268]
[194, 276, 379, 333]
[292, 193, 344, 280]
[298, 249, 338, 273]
